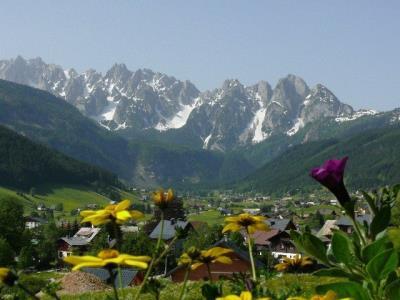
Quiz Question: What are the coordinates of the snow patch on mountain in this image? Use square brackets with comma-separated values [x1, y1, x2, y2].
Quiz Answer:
[287, 118, 304, 136]
[155, 99, 199, 131]
[335, 109, 378, 123]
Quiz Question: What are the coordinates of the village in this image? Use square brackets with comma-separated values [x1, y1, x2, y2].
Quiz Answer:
[19, 188, 372, 293]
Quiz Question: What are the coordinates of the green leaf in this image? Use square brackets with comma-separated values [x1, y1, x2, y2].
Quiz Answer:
[361, 235, 390, 263]
[290, 230, 304, 253]
[362, 191, 378, 216]
[385, 279, 400, 300]
[366, 248, 398, 281]
[370, 205, 391, 238]
[388, 227, 400, 251]
[331, 230, 354, 266]
[302, 232, 329, 265]
[316, 282, 370, 300]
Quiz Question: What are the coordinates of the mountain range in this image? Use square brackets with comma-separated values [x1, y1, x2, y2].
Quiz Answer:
[0, 56, 376, 151]
[0, 56, 399, 192]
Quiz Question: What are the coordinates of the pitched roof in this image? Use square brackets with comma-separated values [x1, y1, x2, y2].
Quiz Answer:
[336, 215, 372, 226]
[82, 268, 138, 288]
[149, 220, 189, 240]
[251, 229, 280, 246]
[60, 227, 101, 246]
[317, 220, 338, 237]
[266, 218, 292, 231]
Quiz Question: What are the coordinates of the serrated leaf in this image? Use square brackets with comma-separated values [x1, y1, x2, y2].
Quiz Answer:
[316, 282, 370, 300]
[366, 248, 398, 281]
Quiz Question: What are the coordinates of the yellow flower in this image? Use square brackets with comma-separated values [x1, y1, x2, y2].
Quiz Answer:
[80, 199, 143, 226]
[222, 213, 269, 234]
[191, 247, 233, 270]
[152, 188, 175, 209]
[310, 291, 338, 300]
[0, 268, 10, 283]
[217, 291, 271, 300]
[274, 255, 313, 272]
[178, 247, 201, 267]
[63, 249, 151, 271]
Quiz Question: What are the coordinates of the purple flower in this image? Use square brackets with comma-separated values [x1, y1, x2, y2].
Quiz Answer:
[311, 157, 354, 217]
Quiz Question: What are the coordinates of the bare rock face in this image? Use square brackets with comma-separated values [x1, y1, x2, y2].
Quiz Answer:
[0, 57, 366, 151]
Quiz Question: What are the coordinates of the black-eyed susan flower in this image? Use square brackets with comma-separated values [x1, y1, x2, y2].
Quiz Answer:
[191, 247, 233, 270]
[222, 213, 269, 234]
[80, 199, 143, 226]
[152, 188, 174, 209]
[274, 255, 313, 273]
[0, 268, 16, 286]
[178, 246, 202, 267]
[63, 249, 151, 271]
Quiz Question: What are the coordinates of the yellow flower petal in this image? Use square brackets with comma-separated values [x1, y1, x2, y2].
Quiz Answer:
[222, 223, 242, 233]
[80, 210, 96, 217]
[123, 260, 149, 269]
[71, 261, 106, 271]
[191, 262, 204, 270]
[240, 291, 252, 300]
[64, 255, 103, 265]
[207, 247, 233, 257]
[115, 200, 131, 212]
[0, 268, 10, 282]
[213, 256, 232, 265]
[115, 210, 132, 222]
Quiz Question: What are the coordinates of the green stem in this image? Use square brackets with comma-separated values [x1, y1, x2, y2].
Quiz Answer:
[247, 231, 257, 281]
[17, 283, 40, 300]
[118, 266, 123, 299]
[107, 269, 119, 300]
[134, 212, 165, 300]
[178, 267, 191, 300]
[206, 263, 213, 282]
[153, 236, 178, 267]
[351, 218, 367, 247]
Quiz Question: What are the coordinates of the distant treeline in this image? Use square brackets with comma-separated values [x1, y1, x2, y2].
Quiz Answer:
[0, 125, 119, 189]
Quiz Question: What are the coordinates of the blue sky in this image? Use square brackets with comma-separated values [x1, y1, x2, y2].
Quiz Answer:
[0, 1, 399, 110]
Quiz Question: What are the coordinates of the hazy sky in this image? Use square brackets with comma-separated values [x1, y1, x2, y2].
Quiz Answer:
[0, 1, 399, 110]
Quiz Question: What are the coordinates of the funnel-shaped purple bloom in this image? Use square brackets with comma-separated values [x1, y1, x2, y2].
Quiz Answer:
[311, 157, 354, 217]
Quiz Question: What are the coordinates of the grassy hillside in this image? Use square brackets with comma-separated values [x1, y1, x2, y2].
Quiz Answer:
[237, 125, 400, 194]
[0, 184, 144, 218]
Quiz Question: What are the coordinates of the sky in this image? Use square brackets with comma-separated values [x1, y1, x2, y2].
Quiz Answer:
[0, 1, 399, 110]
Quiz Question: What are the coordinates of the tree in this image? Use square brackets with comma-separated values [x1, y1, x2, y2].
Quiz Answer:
[0, 237, 15, 267]
[121, 231, 156, 256]
[0, 197, 25, 251]
[18, 245, 36, 269]
[36, 222, 63, 269]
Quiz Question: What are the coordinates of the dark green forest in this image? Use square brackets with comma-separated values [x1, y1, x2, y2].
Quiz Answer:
[0, 125, 118, 189]
[238, 125, 400, 194]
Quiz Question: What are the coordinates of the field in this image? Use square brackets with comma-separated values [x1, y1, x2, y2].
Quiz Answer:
[0, 185, 140, 218]
[36, 274, 342, 300]
[188, 209, 225, 226]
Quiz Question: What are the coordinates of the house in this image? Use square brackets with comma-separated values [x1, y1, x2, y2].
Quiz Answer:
[149, 219, 193, 240]
[266, 218, 296, 231]
[336, 215, 372, 234]
[24, 216, 47, 229]
[251, 229, 298, 261]
[57, 227, 101, 258]
[82, 267, 143, 287]
[242, 208, 261, 215]
[167, 239, 263, 282]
